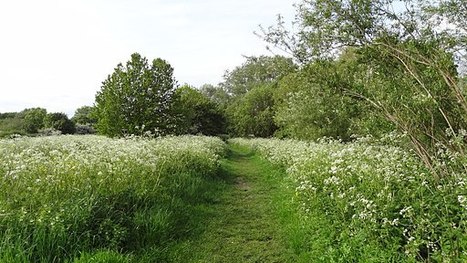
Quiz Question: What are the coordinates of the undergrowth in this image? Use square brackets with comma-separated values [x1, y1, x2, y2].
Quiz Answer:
[0, 135, 225, 262]
[231, 137, 467, 262]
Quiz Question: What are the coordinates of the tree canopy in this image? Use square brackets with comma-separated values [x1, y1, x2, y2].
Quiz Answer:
[22, 108, 47, 133]
[94, 53, 178, 137]
[45, 112, 76, 134]
[172, 85, 226, 136]
[72, 106, 96, 126]
[221, 55, 297, 97]
[258, 0, 466, 170]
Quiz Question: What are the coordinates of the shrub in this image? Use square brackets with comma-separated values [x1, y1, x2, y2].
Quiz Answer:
[45, 112, 76, 134]
[75, 124, 96, 135]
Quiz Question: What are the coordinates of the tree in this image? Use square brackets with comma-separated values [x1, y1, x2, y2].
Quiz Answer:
[260, 0, 467, 172]
[222, 55, 297, 97]
[199, 84, 231, 108]
[22, 108, 47, 133]
[218, 55, 297, 137]
[94, 53, 178, 137]
[45, 112, 76, 134]
[275, 61, 351, 140]
[172, 85, 226, 135]
[226, 84, 277, 137]
[72, 106, 97, 126]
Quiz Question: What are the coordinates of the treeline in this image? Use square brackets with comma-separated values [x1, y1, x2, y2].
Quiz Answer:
[205, 0, 466, 174]
[0, 107, 96, 137]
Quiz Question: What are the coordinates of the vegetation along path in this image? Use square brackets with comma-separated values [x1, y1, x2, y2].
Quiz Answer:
[169, 143, 303, 263]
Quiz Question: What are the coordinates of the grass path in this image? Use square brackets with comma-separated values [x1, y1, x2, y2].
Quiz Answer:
[167, 143, 301, 262]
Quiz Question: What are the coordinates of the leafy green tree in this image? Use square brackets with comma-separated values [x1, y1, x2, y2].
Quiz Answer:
[226, 84, 277, 137]
[273, 50, 394, 140]
[172, 85, 226, 135]
[222, 55, 297, 97]
[72, 106, 96, 126]
[219, 55, 297, 137]
[199, 84, 231, 108]
[260, 0, 467, 171]
[45, 112, 76, 134]
[275, 62, 352, 140]
[94, 53, 177, 137]
[21, 108, 47, 133]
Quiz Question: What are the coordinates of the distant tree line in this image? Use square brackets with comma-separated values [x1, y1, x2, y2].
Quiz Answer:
[0, 106, 97, 138]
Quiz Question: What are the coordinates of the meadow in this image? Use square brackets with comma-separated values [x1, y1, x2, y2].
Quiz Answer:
[231, 137, 467, 262]
[1, 134, 466, 262]
[0, 135, 225, 262]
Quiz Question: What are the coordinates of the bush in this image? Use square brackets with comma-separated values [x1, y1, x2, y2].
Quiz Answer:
[45, 112, 76, 134]
[0, 116, 26, 138]
[22, 108, 47, 133]
[172, 85, 226, 136]
[38, 128, 62, 136]
[75, 124, 96, 135]
[226, 84, 277, 137]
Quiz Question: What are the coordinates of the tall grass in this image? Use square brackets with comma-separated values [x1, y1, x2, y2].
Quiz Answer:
[232, 137, 467, 262]
[0, 135, 225, 262]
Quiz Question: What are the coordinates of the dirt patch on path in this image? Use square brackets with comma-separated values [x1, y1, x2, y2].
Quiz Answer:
[234, 176, 251, 191]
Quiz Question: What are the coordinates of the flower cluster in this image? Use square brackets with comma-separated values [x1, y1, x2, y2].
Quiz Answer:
[231, 137, 467, 261]
[0, 135, 225, 260]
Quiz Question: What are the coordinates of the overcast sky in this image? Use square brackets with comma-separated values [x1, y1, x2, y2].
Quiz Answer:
[0, 0, 297, 116]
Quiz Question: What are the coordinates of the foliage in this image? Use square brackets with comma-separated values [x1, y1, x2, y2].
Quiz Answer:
[21, 108, 47, 133]
[172, 85, 226, 135]
[94, 53, 178, 137]
[75, 124, 96, 135]
[45, 112, 76, 134]
[0, 115, 25, 138]
[355, 40, 466, 170]
[233, 137, 467, 261]
[273, 50, 395, 141]
[259, 0, 467, 172]
[199, 84, 231, 108]
[0, 112, 19, 120]
[72, 106, 97, 126]
[275, 59, 354, 140]
[0, 135, 225, 262]
[226, 84, 277, 137]
[423, 0, 467, 73]
[221, 55, 297, 97]
[220, 55, 297, 137]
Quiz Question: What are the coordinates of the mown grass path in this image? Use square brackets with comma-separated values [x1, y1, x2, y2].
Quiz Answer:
[168, 143, 300, 263]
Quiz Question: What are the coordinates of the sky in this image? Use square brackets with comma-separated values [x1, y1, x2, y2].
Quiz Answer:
[0, 0, 297, 116]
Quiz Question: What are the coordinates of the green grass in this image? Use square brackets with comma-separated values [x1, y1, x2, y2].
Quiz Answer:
[232, 137, 467, 262]
[0, 135, 227, 262]
[1, 136, 308, 262]
[167, 143, 307, 262]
